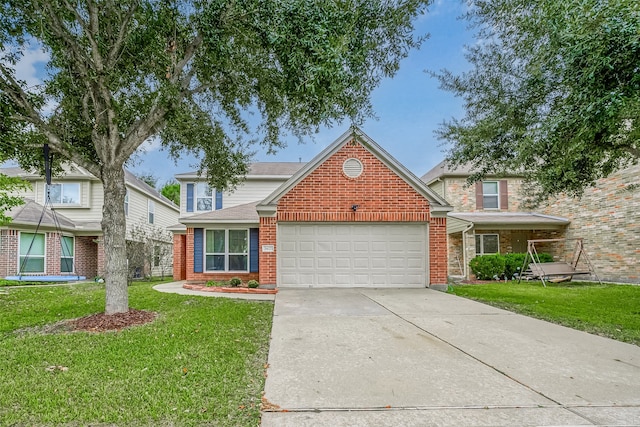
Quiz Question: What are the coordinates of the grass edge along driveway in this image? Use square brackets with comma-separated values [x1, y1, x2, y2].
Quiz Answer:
[450, 281, 640, 346]
[0, 281, 273, 426]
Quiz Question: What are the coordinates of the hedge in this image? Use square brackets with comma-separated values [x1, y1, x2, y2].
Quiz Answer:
[470, 252, 554, 280]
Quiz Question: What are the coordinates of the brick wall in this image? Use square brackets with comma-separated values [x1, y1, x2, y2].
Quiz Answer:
[429, 217, 448, 285]
[542, 164, 640, 283]
[278, 142, 431, 221]
[45, 232, 61, 275]
[75, 236, 99, 278]
[444, 177, 526, 212]
[258, 217, 277, 285]
[0, 230, 19, 277]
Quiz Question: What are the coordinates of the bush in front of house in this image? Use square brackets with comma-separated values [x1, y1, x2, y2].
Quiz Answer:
[247, 280, 259, 288]
[229, 277, 242, 287]
[471, 252, 555, 280]
[469, 254, 506, 280]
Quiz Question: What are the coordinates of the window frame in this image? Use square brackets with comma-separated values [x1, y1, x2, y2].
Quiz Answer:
[195, 182, 213, 212]
[475, 233, 500, 255]
[204, 228, 249, 273]
[18, 232, 46, 273]
[60, 235, 75, 273]
[148, 199, 155, 224]
[482, 181, 500, 210]
[124, 189, 129, 217]
[46, 182, 81, 206]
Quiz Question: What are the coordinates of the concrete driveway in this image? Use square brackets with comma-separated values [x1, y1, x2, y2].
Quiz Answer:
[262, 288, 640, 426]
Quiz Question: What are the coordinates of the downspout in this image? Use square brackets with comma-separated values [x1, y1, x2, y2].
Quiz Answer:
[461, 223, 474, 279]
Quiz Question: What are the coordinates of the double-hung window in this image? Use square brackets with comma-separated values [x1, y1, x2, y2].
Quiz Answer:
[475, 234, 499, 255]
[205, 229, 248, 272]
[60, 236, 74, 273]
[482, 181, 499, 209]
[19, 232, 45, 273]
[47, 183, 80, 205]
[196, 183, 213, 211]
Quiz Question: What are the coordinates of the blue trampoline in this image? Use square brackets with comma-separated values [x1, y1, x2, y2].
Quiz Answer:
[4, 275, 86, 282]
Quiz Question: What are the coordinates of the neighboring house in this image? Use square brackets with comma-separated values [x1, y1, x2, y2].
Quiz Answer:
[421, 162, 570, 279]
[540, 164, 640, 284]
[0, 164, 179, 279]
[171, 129, 452, 289]
[421, 161, 640, 284]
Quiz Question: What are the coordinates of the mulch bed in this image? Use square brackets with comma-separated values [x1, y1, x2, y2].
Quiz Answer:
[183, 284, 277, 294]
[67, 309, 157, 332]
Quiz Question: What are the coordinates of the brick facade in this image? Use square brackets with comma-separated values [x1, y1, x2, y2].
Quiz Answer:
[542, 164, 640, 283]
[271, 140, 447, 288]
[258, 217, 277, 285]
[0, 230, 101, 278]
[173, 234, 186, 280]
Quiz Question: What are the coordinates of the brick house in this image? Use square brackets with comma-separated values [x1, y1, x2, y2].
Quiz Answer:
[0, 164, 179, 280]
[171, 129, 452, 289]
[421, 161, 639, 284]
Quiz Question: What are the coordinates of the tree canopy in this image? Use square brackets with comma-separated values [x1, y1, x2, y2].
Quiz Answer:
[433, 0, 639, 204]
[161, 181, 180, 206]
[0, 0, 430, 313]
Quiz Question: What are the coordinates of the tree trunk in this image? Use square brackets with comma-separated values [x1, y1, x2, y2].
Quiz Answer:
[101, 165, 129, 314]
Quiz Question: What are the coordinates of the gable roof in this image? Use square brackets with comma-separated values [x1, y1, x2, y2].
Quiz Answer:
[420, 160, 525, 185]
[257, 128, 452, 215]
[174, 162, 307, 180]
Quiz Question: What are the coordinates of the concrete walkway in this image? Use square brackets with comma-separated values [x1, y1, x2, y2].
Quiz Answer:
[262, 288, 640, 426]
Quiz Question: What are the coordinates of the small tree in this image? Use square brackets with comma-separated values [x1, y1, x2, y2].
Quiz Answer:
[0, 173, 29, 225]
[127, 223, 173, 280]
[160, 181, 180, 206]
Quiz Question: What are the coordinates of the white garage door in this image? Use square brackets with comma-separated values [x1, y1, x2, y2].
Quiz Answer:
[278, 223, 428, 288]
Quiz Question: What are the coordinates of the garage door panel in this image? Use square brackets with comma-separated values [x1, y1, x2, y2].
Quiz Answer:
[278, 223, 428, 288]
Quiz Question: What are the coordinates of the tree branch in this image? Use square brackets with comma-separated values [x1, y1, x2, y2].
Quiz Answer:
[107, 1, 140, 68]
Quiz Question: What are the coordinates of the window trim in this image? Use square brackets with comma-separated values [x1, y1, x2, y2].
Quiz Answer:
[475, 233, 500, 255]
[18, 232, 46, 273]
[482, 181, 500, 210]
[124, 189, 129, 217]
[46, 182, 81, 206]
[60, 235, 75, 273]
[195, 182, 213, 212]
[148, 199, 155, 224]
[204, 228, 249, 273]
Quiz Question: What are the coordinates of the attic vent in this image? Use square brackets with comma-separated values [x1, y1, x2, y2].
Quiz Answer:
[343, 158, 363, 178]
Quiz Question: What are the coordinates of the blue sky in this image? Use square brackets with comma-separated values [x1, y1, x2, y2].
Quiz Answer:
[133, 1, 475, 186]
[7, 1, 474, 187]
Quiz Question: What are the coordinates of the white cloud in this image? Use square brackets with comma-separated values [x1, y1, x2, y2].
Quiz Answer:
[12, 43, 50, 89]
[137, 136, 162, 153]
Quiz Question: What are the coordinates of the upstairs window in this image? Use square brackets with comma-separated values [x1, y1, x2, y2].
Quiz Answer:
[196, 183, 213, 211]
[482, 181, 499, 209]
[124, 190, 129, 216]
[148, 200, 155, 224]
[476, 180, 508, 210]
[47, 183, 80, 205]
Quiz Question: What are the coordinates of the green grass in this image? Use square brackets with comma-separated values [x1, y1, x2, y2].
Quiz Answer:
[450, 281, 640, 346]
[0, 281, 273, 426]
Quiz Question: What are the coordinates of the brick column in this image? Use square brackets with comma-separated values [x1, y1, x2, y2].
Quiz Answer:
[258, 217, 277, 286]
[185, 229, 194, 281]
[429, 216, 448, 290]
[46, 232, 61, 275]
[96, 238, 106, 277]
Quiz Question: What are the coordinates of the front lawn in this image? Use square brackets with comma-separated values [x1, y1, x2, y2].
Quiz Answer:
[450, 281, 640, 346]
[0, 281, 273, 426]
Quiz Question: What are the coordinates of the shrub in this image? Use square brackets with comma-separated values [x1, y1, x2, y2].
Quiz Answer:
[205, 280, 224, 287]
[472, 253, 555, 280]
[229, 277, 242, 287]
[469, 254, 505, 280]
[247, 280, 259, 288]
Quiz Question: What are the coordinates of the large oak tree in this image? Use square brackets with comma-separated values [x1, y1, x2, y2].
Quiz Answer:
[433, 0, 639, 205]
[1, 0, 430, 313]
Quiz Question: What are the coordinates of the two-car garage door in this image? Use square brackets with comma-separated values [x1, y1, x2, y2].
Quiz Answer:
[277, 223, 428, 288]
